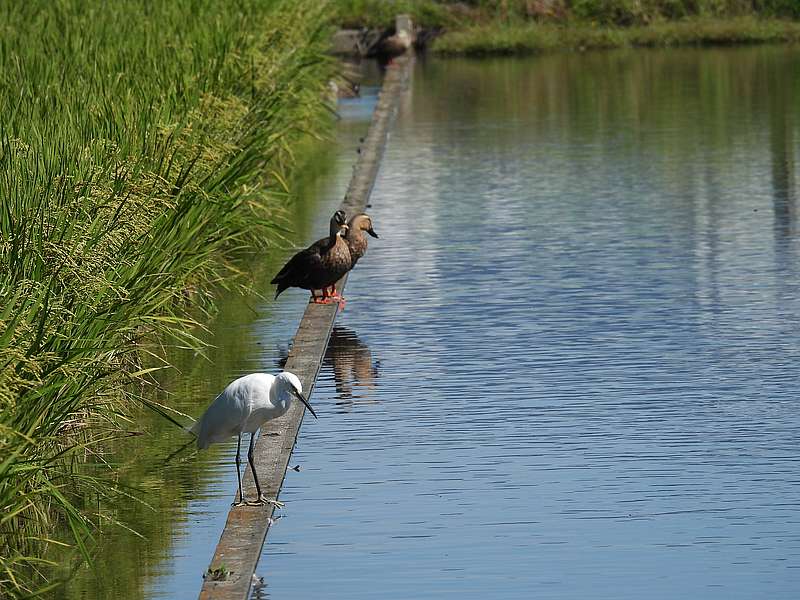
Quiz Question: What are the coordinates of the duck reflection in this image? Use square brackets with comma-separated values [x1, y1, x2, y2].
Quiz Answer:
[276, 326, 379, 409]
[324, 326, 380, 408]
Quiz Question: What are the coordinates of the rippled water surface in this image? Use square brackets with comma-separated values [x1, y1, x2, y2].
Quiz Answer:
[258, 48, 800, 599]
[58, 48, 800, 599]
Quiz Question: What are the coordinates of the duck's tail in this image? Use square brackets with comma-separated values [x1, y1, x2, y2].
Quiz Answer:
[273, 280, 289, 299]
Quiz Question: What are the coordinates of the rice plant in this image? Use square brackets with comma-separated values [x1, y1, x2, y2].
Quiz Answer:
[0, 0, 333, 595]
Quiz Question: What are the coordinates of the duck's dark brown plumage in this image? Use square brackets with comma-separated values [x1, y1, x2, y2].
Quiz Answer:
[373, 30, 412, 61]
[345, 213, 379, 267]
[271, 210, 352, 300]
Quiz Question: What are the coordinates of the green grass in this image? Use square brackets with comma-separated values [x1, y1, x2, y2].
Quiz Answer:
[334, 0, 459, 29]
[432, 17, 800, 55]
[335, 0, 800, 29]
[333, 0, 800, 55]
[0, 0, 334, 596]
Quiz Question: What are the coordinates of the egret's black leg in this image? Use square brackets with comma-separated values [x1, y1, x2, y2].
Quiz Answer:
[248, 432, 262, 499]
[232, 433, 245, 506]
[245, 431, 284, 508]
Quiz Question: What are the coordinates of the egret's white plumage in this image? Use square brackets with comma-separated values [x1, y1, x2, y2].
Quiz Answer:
[191, 371, 316, 507]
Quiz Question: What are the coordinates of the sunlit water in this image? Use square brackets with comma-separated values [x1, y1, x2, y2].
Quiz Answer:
[58, 47, 800, 599]
[258, 48, 800, 599]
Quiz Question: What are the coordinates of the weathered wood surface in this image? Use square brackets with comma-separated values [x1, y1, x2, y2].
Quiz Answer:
[198, 52, 412, 600]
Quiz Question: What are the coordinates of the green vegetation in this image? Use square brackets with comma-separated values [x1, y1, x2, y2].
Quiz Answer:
[335, 0, 458, 29]
[0, 0, 333, 596]
[48, 144, 340, 600]
[433, 17, 800, 54]
[334, 0, 800, 54]
[205, 565, 232, 581]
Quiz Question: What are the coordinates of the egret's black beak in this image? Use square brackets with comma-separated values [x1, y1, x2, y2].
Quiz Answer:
[292, 388, 317, 419]
[367, 227, 379, 239]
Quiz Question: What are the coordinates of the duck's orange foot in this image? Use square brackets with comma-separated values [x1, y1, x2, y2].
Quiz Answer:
[311, 296, 334, 305]
[337, 298, 346, 310]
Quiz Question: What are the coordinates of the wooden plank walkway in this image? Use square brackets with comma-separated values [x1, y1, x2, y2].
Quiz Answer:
[198, 53, 413, 600]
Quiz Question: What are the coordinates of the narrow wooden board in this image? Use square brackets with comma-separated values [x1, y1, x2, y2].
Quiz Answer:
[198, 54, 412, 600]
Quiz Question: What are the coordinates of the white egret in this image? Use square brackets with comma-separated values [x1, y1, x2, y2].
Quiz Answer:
[191, 371, 317, 507]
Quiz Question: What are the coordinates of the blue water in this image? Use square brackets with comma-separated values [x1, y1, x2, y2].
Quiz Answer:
[256, 48, 800, 599]
[66, 47, 800, 600]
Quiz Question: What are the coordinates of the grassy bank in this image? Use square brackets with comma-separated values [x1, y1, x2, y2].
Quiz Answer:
[0, 0, 333, 596]
[334, 0, 800, 54]
[433, 17, 800, 55]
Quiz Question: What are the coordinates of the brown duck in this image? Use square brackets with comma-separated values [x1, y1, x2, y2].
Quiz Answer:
[373, 29, 412, 63]
[271, 210, 351, 304]
[344, 213, 379, 267]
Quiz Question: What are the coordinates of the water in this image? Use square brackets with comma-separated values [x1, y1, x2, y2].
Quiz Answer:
[59, 47, 800, 598]
[259, 48, 800, 599]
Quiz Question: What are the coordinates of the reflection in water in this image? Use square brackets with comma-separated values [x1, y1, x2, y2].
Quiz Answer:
[277, 326, 380, 409]
[324, 327, 380, 408]
[249, 575, 267, 600]
[770, 90, 797, 238]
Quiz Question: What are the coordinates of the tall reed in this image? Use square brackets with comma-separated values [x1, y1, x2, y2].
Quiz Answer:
[0, 0, 333, 596]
